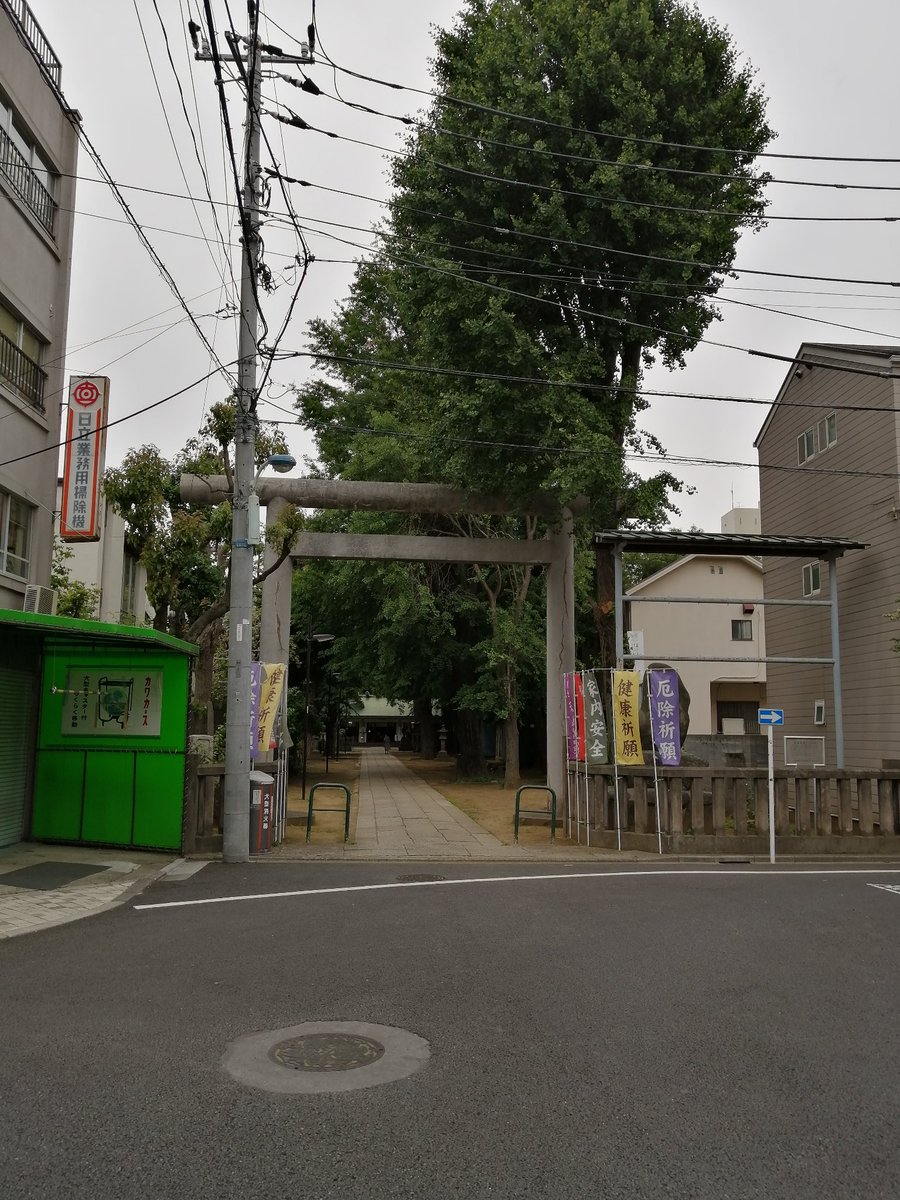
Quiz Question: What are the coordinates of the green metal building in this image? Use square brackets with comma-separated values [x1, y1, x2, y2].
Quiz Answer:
[0, 610, 195, 852]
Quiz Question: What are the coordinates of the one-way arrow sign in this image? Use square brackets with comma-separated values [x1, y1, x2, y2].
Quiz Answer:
[758, 707, 785, 726]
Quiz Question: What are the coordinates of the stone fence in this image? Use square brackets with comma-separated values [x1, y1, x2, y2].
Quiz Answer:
[566, 766, 900, 854]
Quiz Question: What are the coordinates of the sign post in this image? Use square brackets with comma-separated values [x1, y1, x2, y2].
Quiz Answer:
[758, 708, 785, 863]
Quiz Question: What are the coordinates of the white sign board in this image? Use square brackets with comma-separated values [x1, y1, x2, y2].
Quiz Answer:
[60, 375, 109, 541]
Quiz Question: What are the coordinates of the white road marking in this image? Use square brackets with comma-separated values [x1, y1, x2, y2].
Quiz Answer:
[868, 883, 900, 895]
[133, 867, 900, 912]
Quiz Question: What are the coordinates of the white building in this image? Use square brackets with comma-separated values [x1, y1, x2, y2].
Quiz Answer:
[627, 510, 767, 736]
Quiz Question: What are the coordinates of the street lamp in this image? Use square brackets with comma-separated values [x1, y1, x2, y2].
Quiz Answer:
[223, 450, 297, 864]
[300, 629, 334, 807]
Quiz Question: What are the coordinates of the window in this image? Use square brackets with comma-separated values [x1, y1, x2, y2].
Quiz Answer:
[731, 619, 753, 641]
[0, 297, 45, 408]
[798, 413, 836, 464]
[0, 89, 57, 233]
[802, 562, 821, 596]
[0, 490, 32, 579]
[817, 412, 837, 453]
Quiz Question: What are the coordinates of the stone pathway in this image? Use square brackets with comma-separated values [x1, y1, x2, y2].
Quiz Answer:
[350, 749, 513, 858]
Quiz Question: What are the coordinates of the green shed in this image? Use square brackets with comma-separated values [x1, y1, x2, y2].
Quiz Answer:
[0, 610, 196, 852]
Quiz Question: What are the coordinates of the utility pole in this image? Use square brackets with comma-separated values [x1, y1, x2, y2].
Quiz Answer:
[195, 9, 314, 862]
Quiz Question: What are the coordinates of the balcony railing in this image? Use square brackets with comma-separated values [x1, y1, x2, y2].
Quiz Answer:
[0, 331, 46, 410]
[0, 127, 56, 234]
[1, 0, 62, 87]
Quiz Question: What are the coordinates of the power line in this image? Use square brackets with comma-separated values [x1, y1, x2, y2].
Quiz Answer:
[265, 172, 900, 290]
[131, 0, 234, 296]
[295, 76, 900, 196]
[274, 349, 900, 411]
[0, 361, 238, 469]
[316, 52, 900, 167]
[276, 225, 898, 379]
[270, 105, 900, 226]
[257, 409, 900, 482]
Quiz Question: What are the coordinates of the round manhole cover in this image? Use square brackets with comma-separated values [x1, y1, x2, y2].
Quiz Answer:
[223, 1021, 431, 1095]
[397, 873, 446, 882]
[270, 1033, 385, 1072]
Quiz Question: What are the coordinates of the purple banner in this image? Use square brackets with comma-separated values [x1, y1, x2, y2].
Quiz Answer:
[564, 672, 578, 761]
[648, 668, 682, 766]
[249, 662, 262, 760]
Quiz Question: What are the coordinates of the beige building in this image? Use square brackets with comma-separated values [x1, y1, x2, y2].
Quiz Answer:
[0, 0, 78, 611]
[54, 482, 153, 625]
[627, 513, 767, 736]
[755, 343, 900, 768]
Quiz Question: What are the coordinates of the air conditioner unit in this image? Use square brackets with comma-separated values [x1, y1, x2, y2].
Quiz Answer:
[23, 585, 58, 615]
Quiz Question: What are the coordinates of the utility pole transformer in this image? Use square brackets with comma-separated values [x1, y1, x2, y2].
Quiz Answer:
[196, 10, 313, 862]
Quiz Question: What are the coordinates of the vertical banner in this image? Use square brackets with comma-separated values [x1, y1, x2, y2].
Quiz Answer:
[60, 376, 109, 541]
[612, 670, 644, 766]
[256, 663, 286, 756]
[564, 672, 578, 761]
[249, 662, 262, 759]
[574, 673, 586, 761]
[648, 669, 682, 766]
[583, 671, 609, 765]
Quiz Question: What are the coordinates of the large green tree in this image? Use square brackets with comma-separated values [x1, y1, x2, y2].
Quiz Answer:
[295, 0, 772, 771]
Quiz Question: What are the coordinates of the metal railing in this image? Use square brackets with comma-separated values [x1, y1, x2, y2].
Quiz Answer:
[0, 127, 56, 234]
[0, 331, 45, 409]
[1, 0, 62, 86]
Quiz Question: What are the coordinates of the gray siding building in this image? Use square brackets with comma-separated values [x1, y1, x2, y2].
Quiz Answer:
[755, 344, 900, 768]
[0, 0, 78, 610]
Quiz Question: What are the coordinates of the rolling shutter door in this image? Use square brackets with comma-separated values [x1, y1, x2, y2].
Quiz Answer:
[0, 663, 36, 847]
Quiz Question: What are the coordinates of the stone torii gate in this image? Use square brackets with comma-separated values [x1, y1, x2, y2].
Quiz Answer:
[180, 475, 577, 796]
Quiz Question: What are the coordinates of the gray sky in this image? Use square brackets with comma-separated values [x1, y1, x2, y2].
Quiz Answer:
[36, 0, 900, 530]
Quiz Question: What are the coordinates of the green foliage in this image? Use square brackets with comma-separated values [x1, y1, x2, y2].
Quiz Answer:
[289, 0, 772, 752]
[51, 539, 101, 620]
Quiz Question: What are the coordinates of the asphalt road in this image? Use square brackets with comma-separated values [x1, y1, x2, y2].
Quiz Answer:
[1, 862, 899, 1199]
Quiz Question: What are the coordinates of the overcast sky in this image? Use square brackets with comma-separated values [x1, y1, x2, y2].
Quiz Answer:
[35, 0, 900, 531]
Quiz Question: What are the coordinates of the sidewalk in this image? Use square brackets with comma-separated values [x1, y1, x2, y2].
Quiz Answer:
[274, 747, 653, 862]
[0, 843, 179, 940]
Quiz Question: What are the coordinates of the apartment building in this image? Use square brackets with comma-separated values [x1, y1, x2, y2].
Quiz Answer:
[0, 0, 78, 610]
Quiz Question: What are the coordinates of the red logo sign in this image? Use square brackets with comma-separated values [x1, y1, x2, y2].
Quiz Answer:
[73, 380, 100, 407]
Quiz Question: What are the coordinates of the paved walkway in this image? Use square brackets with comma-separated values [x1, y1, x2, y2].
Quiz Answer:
[0, 843, 179, 940]
[350, 749, 513, 858]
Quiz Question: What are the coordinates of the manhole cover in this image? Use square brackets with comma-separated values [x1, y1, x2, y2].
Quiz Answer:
[222, 1021, 431, 1095]
[270, 1033, 385, 1072]
[397, 873, 446, 882]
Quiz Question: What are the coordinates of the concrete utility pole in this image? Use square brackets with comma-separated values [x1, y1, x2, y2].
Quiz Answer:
[196, 13, 313, 862]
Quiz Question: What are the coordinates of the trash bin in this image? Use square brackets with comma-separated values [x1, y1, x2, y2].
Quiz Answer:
[249, 770, 275, 854]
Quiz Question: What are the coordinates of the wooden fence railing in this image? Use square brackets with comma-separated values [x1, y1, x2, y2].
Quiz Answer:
[566, 766, 900, 851]
[183, 759, 224, 854]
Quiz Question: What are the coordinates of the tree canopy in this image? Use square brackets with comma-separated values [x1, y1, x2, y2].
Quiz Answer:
[293, 0, 772, 767]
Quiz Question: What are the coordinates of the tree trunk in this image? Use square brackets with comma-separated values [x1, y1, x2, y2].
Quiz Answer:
[503, 712, 520, 789]
[153, 603, 169, 633]
[454, 711, 486, 778]
[414, 697, 437, 757]
[190, 622, 219, 734]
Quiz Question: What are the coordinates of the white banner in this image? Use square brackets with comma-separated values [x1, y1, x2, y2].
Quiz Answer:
[60, 375, 109, 541]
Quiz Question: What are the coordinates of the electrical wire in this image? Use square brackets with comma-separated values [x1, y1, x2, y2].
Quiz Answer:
[291, 73, 900, 196]
[314, 52, 900, 167]
[269, 105, 900, 226]
[275, 222, 898, 379]
[0, 361, 239, 469]
[132, 0, 235, 295]
[264, 172, 900, 290]
[272, 349, 900, 413]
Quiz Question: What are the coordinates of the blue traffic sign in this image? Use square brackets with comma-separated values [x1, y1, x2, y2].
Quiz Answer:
[758, 708, 785, 726]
